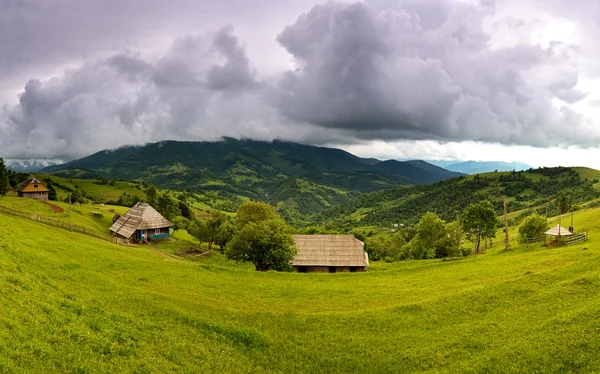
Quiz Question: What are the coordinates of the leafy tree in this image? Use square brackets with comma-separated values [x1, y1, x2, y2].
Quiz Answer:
[116, 192, 140, 207]
[156, 192, 181, 220]
[215, 222, 235, 254]
[47, 182, 57, 201]
[178, 201, 194, 220]
[518, 214, 548, 244]
[236, 201, 278, 227]
[462, 200, 497, 255]
[445, 219, 464, 258]
[206, 211, 227, 250]
[0, 158, 9, 196]
[146, 185, 158, 207]
[189, 220, 210, 247]
[412, 212, 448, 259]
[171, 216, 191, 237]
[558, 195, 571, 214]
[365, 232, 407, 262]
[227, 202, 296, 271]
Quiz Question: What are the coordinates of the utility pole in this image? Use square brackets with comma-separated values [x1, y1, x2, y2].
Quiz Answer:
[69, 193, 72, 230]
[504, 196, 510, 250]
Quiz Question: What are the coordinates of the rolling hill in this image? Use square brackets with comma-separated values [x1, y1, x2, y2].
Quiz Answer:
[317, 167, 600, 228]
[3, 201, 600, 372]
[40, 138, 463, 223]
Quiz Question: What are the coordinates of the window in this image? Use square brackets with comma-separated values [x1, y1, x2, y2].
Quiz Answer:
[34, 184, 38, 188]
[155, 228, 161, 234]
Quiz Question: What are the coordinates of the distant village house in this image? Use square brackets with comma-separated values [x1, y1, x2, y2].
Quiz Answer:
[110, 202, 172, 243]
[291, 235, 369, 273]
[17, 178, 49, 200]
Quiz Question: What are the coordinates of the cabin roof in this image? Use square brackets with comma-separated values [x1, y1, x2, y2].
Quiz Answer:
[17, 178, 49, 193]
[291, 235, 369, 267]
[110, 202, 172, 238]
[545, 224, 573, 236]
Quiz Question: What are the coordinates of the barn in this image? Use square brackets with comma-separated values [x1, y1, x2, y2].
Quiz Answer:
[110, 202, 172, 243]
[291, 235, 369, 273]
[17, 178, 49, 200]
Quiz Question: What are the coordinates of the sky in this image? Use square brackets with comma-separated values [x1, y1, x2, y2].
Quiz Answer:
[2, 0, 600, 168]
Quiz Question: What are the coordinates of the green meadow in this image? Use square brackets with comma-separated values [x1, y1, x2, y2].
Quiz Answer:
[2, 199, 600, 372]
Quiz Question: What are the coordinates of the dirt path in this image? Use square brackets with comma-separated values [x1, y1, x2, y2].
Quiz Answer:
[41, 201, 65, 213]
[148, 242, 183, 261]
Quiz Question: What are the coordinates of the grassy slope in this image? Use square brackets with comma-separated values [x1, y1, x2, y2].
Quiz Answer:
[3, 208, 600, 372]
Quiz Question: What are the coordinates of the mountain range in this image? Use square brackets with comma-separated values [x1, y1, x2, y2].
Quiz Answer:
[426, 160, 531, 174]
[41, 138, 464, 223]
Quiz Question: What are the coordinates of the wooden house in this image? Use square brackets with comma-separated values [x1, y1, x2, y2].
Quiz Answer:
[291, 235, 369, 273]
[110, 202, 172, 243]
[17, 178, 49, 200]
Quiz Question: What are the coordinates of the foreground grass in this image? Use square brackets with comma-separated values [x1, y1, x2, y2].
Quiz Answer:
[2, 210, 600, 372]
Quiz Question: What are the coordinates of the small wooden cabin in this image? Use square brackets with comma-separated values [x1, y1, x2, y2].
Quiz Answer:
[291, 235, 369, 273]
[17, 178, 49, 200]
[110, 202, 172, 243]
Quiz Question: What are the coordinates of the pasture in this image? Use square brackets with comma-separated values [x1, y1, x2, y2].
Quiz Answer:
[2, 206, 600, 372]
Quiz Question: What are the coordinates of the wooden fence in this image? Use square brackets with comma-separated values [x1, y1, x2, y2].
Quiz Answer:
[526, 235, 544, 245]
[0, 205, 129, 246]
[565, 232, 588, 246]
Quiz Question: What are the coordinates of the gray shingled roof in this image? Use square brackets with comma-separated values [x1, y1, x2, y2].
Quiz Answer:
[291, 235, 369, 267]
[110, 202, 172, 238]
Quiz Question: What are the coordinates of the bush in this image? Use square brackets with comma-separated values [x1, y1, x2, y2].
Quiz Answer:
[518, 213, 548, 244]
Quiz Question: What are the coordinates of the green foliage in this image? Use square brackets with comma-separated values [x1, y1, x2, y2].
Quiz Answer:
[227, 202, 296, 271]
[236, 201, 278, 227]
[462, 200, 497, 255]
[559, 195, 572, 214]
[0, 158, 9, 196]
[171, 216, 191, 236]
[47, 182, 57, 201]
[189, 220, 210, 247]
[115, 192, 140, 207]
[412, 212, 449, 259]
[365, 233, 408, 262]
[178, 200, 194, 220]
[146, 185, 158, 207]
[518, 214, 548, 244]
[206, 211, 228, 249]
[156, 192, 181, 220]
[215, 222, 235, 254]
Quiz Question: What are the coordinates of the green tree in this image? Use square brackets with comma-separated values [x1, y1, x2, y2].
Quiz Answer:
[518, 214, 548, 244]
[215, 222, 234, 254]
[236, 201, 278, 227]
[558, 195, 571, 214]
[206, 211, 227, 249]
[189, 220, 210, 247]
[0, 158, 9, 196]
[462, 200, 497, 255]
[146, 185, 158, 207]
[412, 212, 447, 259]
[47, 182, 57, 201]
[156, 193, 181, 220]
[171, 216, 191, 237]
[178, 201, 194, 220]
[227, 202, 296, 271]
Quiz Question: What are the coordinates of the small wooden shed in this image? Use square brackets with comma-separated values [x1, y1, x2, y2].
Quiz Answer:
[110, 202, 172, 243]
[544, 224, 572, 245]
[291, 235, 369, 273]
[17, 178, 49, 200]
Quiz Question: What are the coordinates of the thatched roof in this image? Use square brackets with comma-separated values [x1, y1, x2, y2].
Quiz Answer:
[17, 178, 48, 193]
[110, 202, 172, 238]
[545, 224, 573, 236]
[291, 235, 369, 267]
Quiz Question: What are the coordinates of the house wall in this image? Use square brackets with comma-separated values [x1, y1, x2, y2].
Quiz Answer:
[18, 191, 48, 200]
[295, 266, 366, 273]
[137, 227, 171, 241]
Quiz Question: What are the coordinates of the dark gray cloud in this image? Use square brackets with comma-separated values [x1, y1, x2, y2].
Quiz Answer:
[272, 0, 594, 147]
[1, 0, 599, 161]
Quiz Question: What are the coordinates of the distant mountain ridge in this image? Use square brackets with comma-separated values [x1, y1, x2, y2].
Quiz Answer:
[427, 160, 531, 174]
[40, 138, 464, 224]
[6, 159, 63, 172]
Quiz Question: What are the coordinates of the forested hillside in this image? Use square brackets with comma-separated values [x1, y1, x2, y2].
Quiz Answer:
[318, 167, 600, 228]
[40, 139, 463, 223]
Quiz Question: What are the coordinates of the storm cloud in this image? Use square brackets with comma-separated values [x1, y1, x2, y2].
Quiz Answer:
[1, 0, 600, 161]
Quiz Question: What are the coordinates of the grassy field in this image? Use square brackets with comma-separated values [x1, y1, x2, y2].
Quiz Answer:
[2, 204, 600, 372]
[0, 194, 129, 233]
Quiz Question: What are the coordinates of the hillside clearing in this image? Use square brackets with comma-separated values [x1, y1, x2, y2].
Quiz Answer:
[3, 208, 600, 372]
